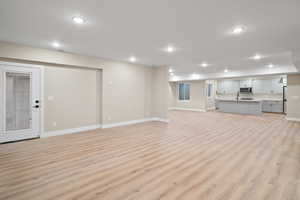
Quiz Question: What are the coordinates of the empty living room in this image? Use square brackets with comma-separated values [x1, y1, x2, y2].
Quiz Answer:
[0, 1, 300, 200]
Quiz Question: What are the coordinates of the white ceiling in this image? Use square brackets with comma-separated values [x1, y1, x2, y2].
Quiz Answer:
[0, 0, 300, 80]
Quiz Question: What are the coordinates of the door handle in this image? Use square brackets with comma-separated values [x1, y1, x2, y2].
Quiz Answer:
[33, 105, 39, 108]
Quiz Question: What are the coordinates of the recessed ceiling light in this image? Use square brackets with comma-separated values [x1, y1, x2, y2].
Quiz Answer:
[52, 42, 60, 48]
[165, 45, 175, 53]
[231, 25, 246, 35]
[72, 16, 85, 24]
[169, 68, 173, 73]
[129, 56, 137, 63]
[200, 62, 209, 67]
[268, 64, 274, 68]
[253, 54, 262, 60]
[191, 73, 200, 79]
[224, 69, 229, 73]
[170, 72, 174, 76]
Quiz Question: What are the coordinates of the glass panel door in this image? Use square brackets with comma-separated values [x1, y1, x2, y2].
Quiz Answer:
[206, 80, 216, 110]
[0, 64, 41, 143]
[5, 72, 32, 131]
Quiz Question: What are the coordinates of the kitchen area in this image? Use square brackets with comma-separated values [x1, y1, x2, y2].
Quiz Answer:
[214, 75, 286, 115]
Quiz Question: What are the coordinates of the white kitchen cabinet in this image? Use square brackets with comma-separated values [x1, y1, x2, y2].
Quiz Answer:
[252, 78, 283, 94]
[239, 79, 252, 88]
[217, 80, 239, 94]
[218, 100, 262, 115]
[271, 79, 283, 94]
[217, 77, 284, 95]
[262, 100, 283, 113]
[253, 79, 267, 94]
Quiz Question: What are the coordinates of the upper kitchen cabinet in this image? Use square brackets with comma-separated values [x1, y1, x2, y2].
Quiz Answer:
[217, 79, 239, 94]
[239, 79, 253, 88]
[252, 77, 284, 94]
[217, 75, 286, 95]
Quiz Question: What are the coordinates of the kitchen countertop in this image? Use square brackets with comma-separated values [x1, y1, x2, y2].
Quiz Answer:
[216, 99, 262, 103]
[216, 98, 284, 115]
[216, 98, 283, 102]
[261, 99, 283, 101]
[217, 98, 263, 115]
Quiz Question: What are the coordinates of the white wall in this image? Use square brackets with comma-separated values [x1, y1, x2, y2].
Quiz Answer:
[287, 74, 300, 120]
[170, 81, 206, 111]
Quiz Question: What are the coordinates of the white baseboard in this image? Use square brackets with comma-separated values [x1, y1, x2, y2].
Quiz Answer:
[206, 107, 216, 111]
[42, 118, 170, 138]
[152, 118, 170, 123]
[102, 117, 169, 129]
[41, 124, 102, 138]
[286, 117, 300, 122]
[169, 107, 206, 112]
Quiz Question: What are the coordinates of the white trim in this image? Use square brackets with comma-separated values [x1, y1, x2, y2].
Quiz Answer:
[102, 118, 169, 129]
[151, 118, 170, 123]
[0, 61, 45, 138]
[206, 107, 216, 111]
[177, 100, 190, 102]
[286, 117, 300, 122]
[0, 61, 44, 69]
[41, 124, 102, 138]
[102, 118, 152, 129]
[38, 118, 170, 138]
[40, 67, 45, 139]
[168, 107, 206, 112]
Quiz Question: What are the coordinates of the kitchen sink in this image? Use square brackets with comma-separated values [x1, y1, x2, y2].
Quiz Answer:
[240, 97, 254, 100]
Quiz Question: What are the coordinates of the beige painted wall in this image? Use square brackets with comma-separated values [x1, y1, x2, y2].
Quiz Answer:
[0, 41, 169, 133]
[151, 66, 169, 119]
[170, 81, 206, 111]
[287, 74, 300, 119]
[101, 62, 153, 124]
[0, 41, 104, 69]
[96, 70, 103, 125]
[44, 66, 99, 131]
[168, 82, 176, 108]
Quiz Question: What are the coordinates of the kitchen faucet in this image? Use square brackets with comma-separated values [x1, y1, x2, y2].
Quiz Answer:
[236, 91, 240, 102]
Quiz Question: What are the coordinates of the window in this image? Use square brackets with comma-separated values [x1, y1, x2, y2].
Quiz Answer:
[207, 83, 213, 97]
[179, 83, 190, 101]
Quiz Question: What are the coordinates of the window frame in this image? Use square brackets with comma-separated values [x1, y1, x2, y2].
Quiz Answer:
[178, 83, 190, 101]
[207, 83, 213, 97]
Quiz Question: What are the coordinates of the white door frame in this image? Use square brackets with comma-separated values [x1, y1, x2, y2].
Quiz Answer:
[205, 80, 216, 110]
[0, 61, 44, 143]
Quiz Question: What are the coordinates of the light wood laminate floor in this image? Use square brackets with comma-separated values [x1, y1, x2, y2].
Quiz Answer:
[1, 111, 300, 200]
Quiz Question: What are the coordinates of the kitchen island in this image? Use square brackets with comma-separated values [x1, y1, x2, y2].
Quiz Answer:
[217, 99, 263, 115]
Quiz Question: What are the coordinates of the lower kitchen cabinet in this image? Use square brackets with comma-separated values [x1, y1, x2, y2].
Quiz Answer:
[262, 100, 283, 113]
